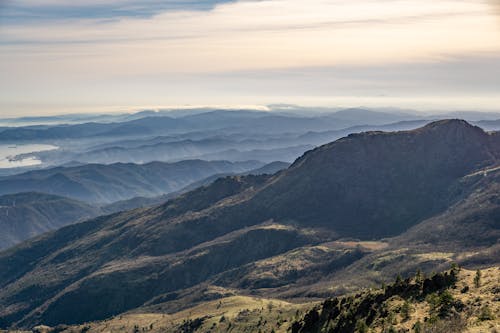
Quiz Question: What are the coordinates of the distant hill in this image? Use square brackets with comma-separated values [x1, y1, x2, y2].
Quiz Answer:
[0, 162, 287, 251]
[0, 159, 263, 204]
[101, 161, 290, 213]
[0, 192, 100, 250]
[0, 109, 423, 142]
[0, 120, 499, 328]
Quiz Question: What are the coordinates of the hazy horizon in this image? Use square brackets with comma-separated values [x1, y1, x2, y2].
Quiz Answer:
[2, 104, 500, 121]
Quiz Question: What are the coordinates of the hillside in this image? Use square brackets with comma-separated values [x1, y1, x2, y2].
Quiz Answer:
[101, 161, 290, 213]
[291, 267, 499, 333]
[0, 192, 101, 250]
[24, 267, 499, 333]
[0, 160, 263, 203]
[0, 120, 499, 328]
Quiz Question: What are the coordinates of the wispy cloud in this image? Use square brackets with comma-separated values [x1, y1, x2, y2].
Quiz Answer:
[0, 0, 499, 115]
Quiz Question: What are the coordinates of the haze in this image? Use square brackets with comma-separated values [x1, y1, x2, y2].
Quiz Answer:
[1, 0, 500, 116]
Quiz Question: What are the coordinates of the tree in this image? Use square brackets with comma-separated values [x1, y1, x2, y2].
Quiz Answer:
[413, 320, 423, 333]
[355, 320, 369, 333]
[474, 269, 481, 288]
[401, 301, 413, 321]
[437, 290, 454, 318]
[415, 268, 424, 285]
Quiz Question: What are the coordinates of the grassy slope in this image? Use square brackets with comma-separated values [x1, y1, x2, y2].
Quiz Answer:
[41, 267, 498, 333]
[291, 267, 499, 333]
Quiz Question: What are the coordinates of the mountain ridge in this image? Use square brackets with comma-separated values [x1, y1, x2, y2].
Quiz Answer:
[0, 159, 264, 203]
[0, 119, 498, 328]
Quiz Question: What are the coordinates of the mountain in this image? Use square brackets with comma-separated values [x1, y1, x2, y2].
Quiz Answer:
[326, 108, 417, 124]
[0, 160, 264, 204]
[0, 120, 499, 328]
[69, 137, 305, 165]
[0, 162, 288, 250]
[249, 119, 498, 237]
[0, 109, 419, 143]
[0, 192, 101, 250]
[101, 161, 290, 213]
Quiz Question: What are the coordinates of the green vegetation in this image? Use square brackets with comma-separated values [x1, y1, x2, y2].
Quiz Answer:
[290, 267, 498, 333]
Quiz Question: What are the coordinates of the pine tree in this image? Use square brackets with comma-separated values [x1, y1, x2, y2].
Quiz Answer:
[474, 269, 481, 288]
[401, 301, 412, 321]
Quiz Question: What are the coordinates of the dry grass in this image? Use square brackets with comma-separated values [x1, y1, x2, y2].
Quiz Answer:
[60, 295, 313, 333]
[369, 267, 500, 333]
[4, 268, 497, 333]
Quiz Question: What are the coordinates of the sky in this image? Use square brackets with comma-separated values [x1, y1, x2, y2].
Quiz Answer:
[0, 0, 500, 117]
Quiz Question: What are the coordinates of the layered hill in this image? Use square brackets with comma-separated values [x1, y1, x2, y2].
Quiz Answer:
[0, 193, 101, 250]
[100, 161, 290, 213]
[0, 159, 263, 204]
[0, 120, 499, 329]
[0, 162, 288, 251]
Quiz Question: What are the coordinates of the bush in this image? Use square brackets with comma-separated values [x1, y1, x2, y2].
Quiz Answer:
[355, 320, 369, 333]
[413, 320, 423, 333]
[401, 301, 413, 321]
[474, 270, 481, 288]
[478, 306, 495, 321]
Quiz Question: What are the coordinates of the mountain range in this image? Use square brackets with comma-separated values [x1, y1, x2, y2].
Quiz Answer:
[3, 109, 500, 179]
[0, 119, 498, 329]
[0, 161, 289, 250]
[0, 159, 263, 204]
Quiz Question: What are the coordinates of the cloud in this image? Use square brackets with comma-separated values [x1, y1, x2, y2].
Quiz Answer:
[0, 0, 499, 114]
[490, 0, 500, 18]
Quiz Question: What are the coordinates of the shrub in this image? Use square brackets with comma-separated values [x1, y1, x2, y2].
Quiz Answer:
[413, 320, 423, 333]
[355, 320, 369, 333]
[474, 270, 481, 288]
[478, 306, 495, 321]
[401, 301, 413, 321]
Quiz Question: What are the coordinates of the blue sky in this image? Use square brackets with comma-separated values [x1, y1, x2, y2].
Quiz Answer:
[0, 0, 233, 22]
[1, 0, 500, 116]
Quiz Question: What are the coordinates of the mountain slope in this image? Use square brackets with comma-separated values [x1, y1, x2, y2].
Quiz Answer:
[0, 120, 499, 328]
[250, 119, 499, 237]
[101, 161, 290, 213]
[0, 192, 101, 250]
[0, 160, 263, 203]
[290, 267, 499, 333]
[55, 267, 498, 333]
